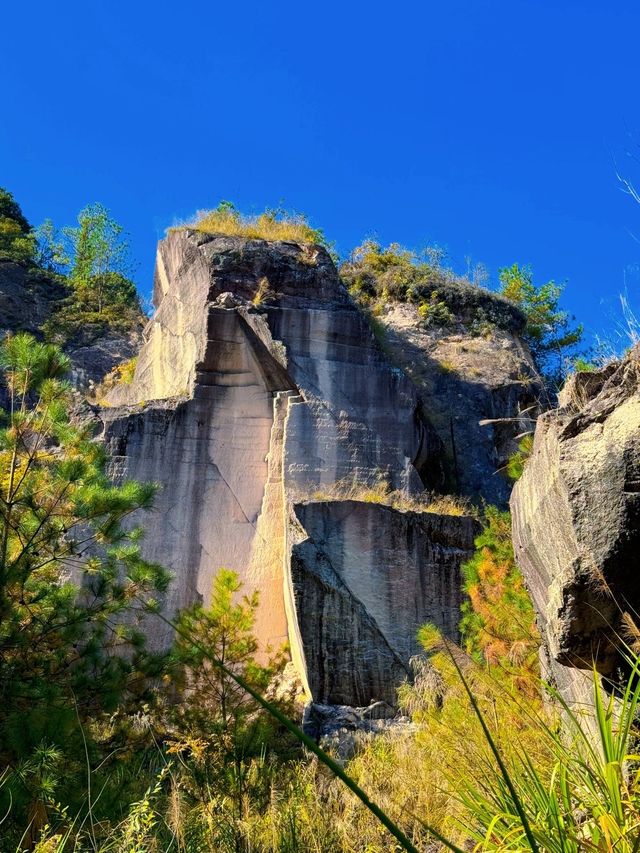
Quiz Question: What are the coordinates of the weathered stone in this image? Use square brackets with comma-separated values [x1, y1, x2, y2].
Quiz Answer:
[0, 259, 66, 336]
[302, 700, 414, 760]
[66, 328, 142, 389]
[97, 231, 477, 705]
[511, 348, 640, 694]
[373, 302, 544, 505]
[289, 500, 478, 705]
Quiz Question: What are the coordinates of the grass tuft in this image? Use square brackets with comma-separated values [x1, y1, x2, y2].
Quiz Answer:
[306, 475, 472, 517]
[176, 201, 330, 247]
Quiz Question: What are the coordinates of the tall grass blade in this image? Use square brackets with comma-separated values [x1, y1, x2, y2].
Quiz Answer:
[443, 640, 540, 852]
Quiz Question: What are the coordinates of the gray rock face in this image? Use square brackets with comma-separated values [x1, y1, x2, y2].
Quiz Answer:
[374, 303, 544, 505]
[0, 260, 67, 336]
[289, 501, 478, 705]
[511, 348, 640, 692]
[303, 701, 413, 761]
[98, 230, 476, 704]
[66, 328, 142, 389]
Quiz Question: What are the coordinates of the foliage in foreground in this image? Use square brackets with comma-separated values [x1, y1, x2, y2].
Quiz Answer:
[0, 332, 169, 848]
[10, 519, 638, 851]
[460, 506, 540, 692]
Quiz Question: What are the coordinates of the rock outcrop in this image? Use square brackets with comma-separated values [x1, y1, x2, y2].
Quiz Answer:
[289, 501, 477, 705]
[511, 349, 640, 699]
[98, 230, 477, 705]
[0, 259, 66, 335]
[373, 302, 544, 505]
[0, 258, 142, 391]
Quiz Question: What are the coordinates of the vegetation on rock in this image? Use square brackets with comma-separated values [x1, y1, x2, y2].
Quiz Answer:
[0, 187, 144, 349]
[498, 263, 583, 382]
[43, 203, 143, 342]
[0, 188, 37, 265]
[180, 200, 331, 248]
[308, 474, 472, 517]
[341, 239, 527, 336]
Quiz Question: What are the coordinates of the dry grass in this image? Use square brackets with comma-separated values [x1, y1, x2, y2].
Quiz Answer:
[90, 356, 137, 403]
[177, 204, 327, 246]
[307, 475, 472, 517]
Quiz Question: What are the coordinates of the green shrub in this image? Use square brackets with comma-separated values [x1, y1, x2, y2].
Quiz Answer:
[342, 240, 526, 334]
[0, 187, 36, 264]
[506, 434, 534, 481]
[418, 291, 455, 328]
[460, 506, 540, 693]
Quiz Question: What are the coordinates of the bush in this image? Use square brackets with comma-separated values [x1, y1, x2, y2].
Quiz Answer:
[0, 187, 36, 264]
[460, 506, 540, 692]
[417, 291, 455, 328]
[342, 240, 526, 333]
[506, 434, 534, 481]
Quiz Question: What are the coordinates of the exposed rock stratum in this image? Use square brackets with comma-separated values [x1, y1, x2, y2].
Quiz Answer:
[96, 231, 523, 707]
[511, 349, 640, 701]
[91, 229, 540, 707]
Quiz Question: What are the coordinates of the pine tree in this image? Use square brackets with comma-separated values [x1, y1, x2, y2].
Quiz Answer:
[169, 570, 288, 841]
[498, 263, 583, 382]
[460, 507, 540, 695]
[0, 332, 169, 839]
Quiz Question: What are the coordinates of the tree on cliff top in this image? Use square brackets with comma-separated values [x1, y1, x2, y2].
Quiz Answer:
[498, 263, 583, 381]
[41, 203, 143, 342]
[0, 187, 36, 265]
[64, 203, 140, 314]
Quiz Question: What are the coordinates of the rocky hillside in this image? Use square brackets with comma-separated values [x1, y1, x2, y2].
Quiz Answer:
[0, 258, 142, 393]
[91, 229, 539, 711]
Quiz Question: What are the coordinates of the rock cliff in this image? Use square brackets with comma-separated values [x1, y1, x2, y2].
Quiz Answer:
[97, 230, 488, 706]
[511, 348, 640, 701]
[363, 301, 543, 505]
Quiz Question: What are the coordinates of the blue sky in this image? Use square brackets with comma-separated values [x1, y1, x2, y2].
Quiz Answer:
[4, 0, 640, 348]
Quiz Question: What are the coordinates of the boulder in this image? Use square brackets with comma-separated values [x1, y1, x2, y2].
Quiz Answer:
[511, 347, 640, 694]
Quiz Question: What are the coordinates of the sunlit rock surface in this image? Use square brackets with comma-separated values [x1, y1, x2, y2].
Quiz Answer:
[289, 500, 477, 705]
[99, 231, 476, 702]
[511, 349, 640, 701]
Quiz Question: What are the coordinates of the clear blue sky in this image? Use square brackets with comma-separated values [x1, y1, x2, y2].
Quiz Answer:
[4, 1, 640, 347]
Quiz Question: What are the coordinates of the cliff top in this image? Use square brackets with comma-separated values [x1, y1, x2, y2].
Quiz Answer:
[171, 203, 330, 249]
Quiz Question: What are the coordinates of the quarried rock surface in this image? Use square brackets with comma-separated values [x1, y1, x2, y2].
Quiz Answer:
[288, 500, 478, 705]
[511, 348, 640, 696]
[98, 230, 477, 705]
